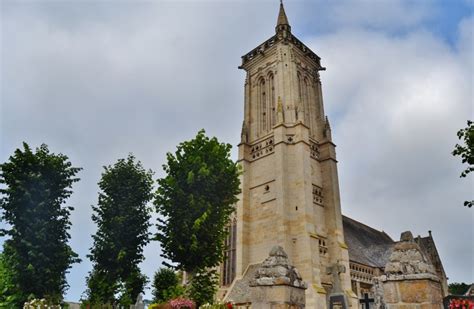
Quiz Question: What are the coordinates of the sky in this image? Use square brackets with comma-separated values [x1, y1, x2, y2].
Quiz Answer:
[1, 0, 473, 302]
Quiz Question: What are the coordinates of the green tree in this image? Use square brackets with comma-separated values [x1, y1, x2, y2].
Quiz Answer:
[85, 155, 154, 306]
[152, 268, 184, 303]
[187, 268, 219, 307]
[0, 143, 81, 306]
[0, 251, 21, 307]
[452, 120, 474, 207]
[155, 130, 240, 274]
[448, 282, 471, 295]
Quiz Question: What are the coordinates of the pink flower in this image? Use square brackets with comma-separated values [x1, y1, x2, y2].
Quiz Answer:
[169, 298, 195, 309]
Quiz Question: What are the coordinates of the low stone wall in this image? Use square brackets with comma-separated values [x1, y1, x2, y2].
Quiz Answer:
[381, 276, 443, 309]
[250, 285, 306, 309]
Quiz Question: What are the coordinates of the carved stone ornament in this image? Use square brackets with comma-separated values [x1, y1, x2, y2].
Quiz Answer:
[251, 246, 308, 289]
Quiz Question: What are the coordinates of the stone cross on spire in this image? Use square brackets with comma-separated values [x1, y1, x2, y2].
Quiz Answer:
[276, 0, 291, 34]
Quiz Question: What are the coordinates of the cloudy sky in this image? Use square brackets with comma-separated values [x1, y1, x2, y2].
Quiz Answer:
[1, 0, 473, 302]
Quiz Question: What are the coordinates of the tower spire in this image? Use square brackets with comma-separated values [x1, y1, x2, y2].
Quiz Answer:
[277, 0, 289, 26]
[275, 0, 291, 34]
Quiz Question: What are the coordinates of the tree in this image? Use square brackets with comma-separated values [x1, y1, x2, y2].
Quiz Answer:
[151, 268, 184, 303]
[85, 155, 154, 306]
[0, 251, 20, 307]
[448, 282, 471, 295]
[155, 130, 240, 274]
[0, 143, 81, 306]
[187, 268, 219, 307]
[452, 120, 474, 207]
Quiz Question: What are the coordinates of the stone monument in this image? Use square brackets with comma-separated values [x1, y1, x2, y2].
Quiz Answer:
[378, 231, 443, 309]
[249, 246, 308, 309]
[327, 261, 349, 309]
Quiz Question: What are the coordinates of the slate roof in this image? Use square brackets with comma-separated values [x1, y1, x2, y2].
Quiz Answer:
[342, 215, 395, 268]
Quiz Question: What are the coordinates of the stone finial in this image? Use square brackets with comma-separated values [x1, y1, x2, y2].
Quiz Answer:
[400, 231, 414, 242]
[251, 246, 307, 289]
[241, 121, 248, 143]
[384, 232, 437, 277]
[269, 245, 288, 258]
[324, 116, 332, 140]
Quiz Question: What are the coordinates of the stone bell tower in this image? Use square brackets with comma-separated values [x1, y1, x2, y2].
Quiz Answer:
[227, 2, 357, 308]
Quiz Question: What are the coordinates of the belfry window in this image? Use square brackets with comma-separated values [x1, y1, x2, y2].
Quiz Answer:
[221, 219, 237, 286]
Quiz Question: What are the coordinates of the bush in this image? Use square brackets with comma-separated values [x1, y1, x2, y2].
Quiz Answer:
[23, 298, 61, 309]
[148, 304, 170, 309]
[169, 298, 195, 309]
[152, 268, 183, 303]
[80, 301, 114, 309]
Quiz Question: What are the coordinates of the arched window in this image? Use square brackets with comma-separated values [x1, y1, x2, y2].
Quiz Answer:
[297, 72, 303, 122]
[303, 77, 311, 126]
[221, 219, 237, 286]
[268, 73, 275, 128]
[259, 78, 267, 133]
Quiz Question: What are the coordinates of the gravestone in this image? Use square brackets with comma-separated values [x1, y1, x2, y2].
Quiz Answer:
[249, 245, 307, 309]
[327, 261, 349, 309]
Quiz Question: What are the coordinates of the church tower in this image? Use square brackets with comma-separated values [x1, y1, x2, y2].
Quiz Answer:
[222, 2, 357, 308]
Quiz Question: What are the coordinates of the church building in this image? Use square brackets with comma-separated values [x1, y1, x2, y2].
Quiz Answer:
[219, 3, 448, 309]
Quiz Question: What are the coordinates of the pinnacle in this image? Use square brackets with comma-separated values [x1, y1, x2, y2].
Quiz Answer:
[276, 0, 290, 27]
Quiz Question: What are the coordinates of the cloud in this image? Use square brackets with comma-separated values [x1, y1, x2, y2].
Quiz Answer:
[305, 16, 473, 283]
[292, 0, 435, 35]
[327, 0, 434, 31]
[1, 0, 473, 302]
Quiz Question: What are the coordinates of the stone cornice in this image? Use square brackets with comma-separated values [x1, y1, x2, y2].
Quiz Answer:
[239, 34, 325, 71]
[379, 274, 440, 282]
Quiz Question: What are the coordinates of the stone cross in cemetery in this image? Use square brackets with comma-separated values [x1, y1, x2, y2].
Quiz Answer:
[327, 261, 349, 309]
[360, 293, 375, 309]
[327, 261, 346, 294]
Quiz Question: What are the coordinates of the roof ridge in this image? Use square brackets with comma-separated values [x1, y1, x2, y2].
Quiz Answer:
[342, 215, 394, 242]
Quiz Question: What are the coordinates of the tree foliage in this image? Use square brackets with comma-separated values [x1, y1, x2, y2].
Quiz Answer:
[155, 130, 241, 273]
[152, 268, 183, 303]
[452, 120, 474, 207]
[85, 155, 154, 306]
[0, 251, 21, 307]
[0, 143, 81, 306]
[188, 268, 219, 307]
[449, 282, 471, 295]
